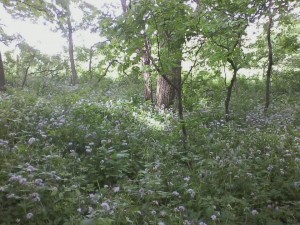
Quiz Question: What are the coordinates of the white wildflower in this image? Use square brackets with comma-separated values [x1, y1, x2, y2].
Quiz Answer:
[19, 178, 27, 185]
[26, 165, 36, 172]
[0, 186, 6, 191]
[267, 165, 273, 171]
[28, 137, 36, 145]
[211, 214, 217, 221]
[184, 176, 190, 182]
[160, 210, 167, 217]
[187, 188, 195, 198]
[88, 206, 94, 214]
[113, 186, 120, 193]
[89, 193, 100, 204]
[26, 212, 33, 219]
[101, 202, 110, 211]
[9, 174, 22, 182]
[184, 220, 192, 225]
[199, 222, 207, 225]
[172, 191, 180, 197]
[30, 192, 40, 202]
[6, 193, 16, 199]
[34, 179, 44, 186]
[251, 209, 258, 215]
[85, 146, 92, 153]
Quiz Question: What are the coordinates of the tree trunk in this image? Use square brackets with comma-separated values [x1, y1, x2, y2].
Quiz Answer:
[120, 0, 128, 12]
[156, 47, 184, 109]
[156, 56, 187, 140]
[89, 46, 93, 78]
[16, 55, 20, 86]
[175, 61, 187, 142]
[265, 14, 273, 111]
[67, 16, 78, 86]
[0, 52, 6, 91]
[225, 58, 238, 121]
[143, 71, 153, 102]
[22, 65, 30, 88]
[142, 39, 153, 102]
[156, 75, 176, 109]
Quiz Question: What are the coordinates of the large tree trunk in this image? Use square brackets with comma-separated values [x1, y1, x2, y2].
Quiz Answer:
[0, 52, 6, 91]
[156, 48, 182, 109]
[265, 13, 273, 111]
[225, 58, 238, 121]
[156, 57, 187, 140]
[67, 16, 78, 86]
[156, 75, 176, 109]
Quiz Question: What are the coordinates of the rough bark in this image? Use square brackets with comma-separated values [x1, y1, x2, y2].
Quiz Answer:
[225, 58, 239, 121]
[67, 16, 78, 86]
[155, 48, 183, 109]
[265, 14, 273, 111]
[156, 75, 176, 109]
[0, 52, 6, 91]
[156, 57, 187, 140]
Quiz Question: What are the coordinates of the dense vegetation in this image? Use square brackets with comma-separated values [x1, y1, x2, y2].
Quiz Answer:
[0, 73, 300, 225]
[0, 0, 299, 225]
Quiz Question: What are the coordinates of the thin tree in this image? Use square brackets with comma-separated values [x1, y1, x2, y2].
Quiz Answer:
[265, 0, 273, 111]
[0, 52, 6, 91]
[66, 14, 78, 85]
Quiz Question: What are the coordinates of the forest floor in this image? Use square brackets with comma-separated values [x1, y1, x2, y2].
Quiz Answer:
[0, 73, 300, 225]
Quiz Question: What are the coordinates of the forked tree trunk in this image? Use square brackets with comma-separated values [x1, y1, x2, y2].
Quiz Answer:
[265, 13, 273, 111]
[225, 58, 239, 121]
[67, 16, 78, 86]
[0, 52, 6, 91]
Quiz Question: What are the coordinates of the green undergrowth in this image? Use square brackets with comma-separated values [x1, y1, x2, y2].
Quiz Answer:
[0, 74, 300, 225]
